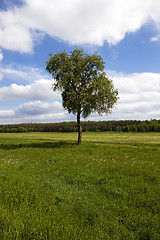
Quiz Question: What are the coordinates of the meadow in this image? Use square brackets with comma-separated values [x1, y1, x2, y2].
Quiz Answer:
[0, 132, 160, 239]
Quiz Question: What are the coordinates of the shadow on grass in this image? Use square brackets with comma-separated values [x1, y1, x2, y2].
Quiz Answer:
[0, 141, 77, 150]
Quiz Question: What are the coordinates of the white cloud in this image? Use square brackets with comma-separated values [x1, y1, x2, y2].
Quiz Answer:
[85, 71, 160, 121]
[113, 72, 160, 93]
[1, 0, 160, 52]
[0, 110, 14, 118]
[0, 79, 60, 101]
[0, 49, 3, 61]
[0, 63, 52, 95]
[0, 49, 3, 80]
[15, 101, 63, 116]
[0, 100, 65, 124]
[106, 71, 160, 120]
[0, 71, 160, 124]
[0, 111, 68, 124]
[0, 8, 33, 53]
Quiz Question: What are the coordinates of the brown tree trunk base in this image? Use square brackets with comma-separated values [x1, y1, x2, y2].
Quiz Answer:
[78, 125, 82, 144]
[77, 112, 82, 144]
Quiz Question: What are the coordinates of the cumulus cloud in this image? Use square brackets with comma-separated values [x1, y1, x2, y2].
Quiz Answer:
[0, 100, 65, 124]
[0, 71, 160, 123]
[0, 49, 3, 80]
[106, 71, 160, 120]
[0, 79, 60, 101]
[0, 110, 14, 118]
[15, 100, 63, 116]
[85, 71, 160, 121]
[0, 12, 32, 52]
[0, 110, 67, 124]
[0, 0, 160, 52]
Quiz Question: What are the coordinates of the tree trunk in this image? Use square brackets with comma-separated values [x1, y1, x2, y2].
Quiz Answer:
[77, 112, 82, 144]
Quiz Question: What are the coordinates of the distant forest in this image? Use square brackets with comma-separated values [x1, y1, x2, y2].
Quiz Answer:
[0, 119, 160, 133]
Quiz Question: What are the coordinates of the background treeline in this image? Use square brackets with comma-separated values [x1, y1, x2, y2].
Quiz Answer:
[0, 119, 160, 133]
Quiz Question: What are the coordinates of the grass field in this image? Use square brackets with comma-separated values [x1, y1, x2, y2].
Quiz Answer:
[0, 132, 160, 239]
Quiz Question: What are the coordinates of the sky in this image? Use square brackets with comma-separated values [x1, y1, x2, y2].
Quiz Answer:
[0, 0, 160, 124]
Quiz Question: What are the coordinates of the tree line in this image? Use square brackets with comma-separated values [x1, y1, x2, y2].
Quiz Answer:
[0, 119, 160, 133]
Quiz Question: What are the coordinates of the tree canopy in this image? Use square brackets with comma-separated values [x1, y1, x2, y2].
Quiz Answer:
[46, 49, 118, 143]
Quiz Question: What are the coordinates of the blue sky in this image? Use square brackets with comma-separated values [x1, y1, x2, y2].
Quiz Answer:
[0, 0, 160, 124]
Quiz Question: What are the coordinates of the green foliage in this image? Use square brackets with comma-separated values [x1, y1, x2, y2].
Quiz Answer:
[116, 126, 121, 132]
[1, 119, 160, 133]
[0, 132, 160, 239]
[46, 49, 118, 118]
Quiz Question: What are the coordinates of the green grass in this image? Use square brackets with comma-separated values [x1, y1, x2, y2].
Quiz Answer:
[0, 132, 160, 239]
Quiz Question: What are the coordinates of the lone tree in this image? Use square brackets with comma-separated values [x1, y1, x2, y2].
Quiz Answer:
[46, 49, 118, 144]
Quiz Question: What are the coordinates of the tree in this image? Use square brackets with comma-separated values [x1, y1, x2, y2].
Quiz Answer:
[46, 49, 118, 144]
